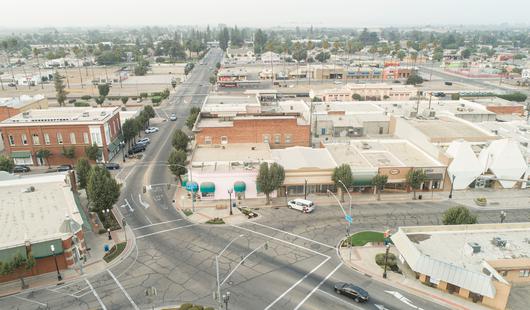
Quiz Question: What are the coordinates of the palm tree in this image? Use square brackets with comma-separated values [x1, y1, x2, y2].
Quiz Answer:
[33, 48, 44, 89]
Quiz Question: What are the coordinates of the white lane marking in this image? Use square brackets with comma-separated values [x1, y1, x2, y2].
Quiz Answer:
[107, 270, 139, 310]
[132, 219, 183, 230]
[251, 222, 335, 250]
[144, 214, 153, 225]
[294, 262, 343, 310]
[138, 194, 150, 209]
[316, 288, 364, 310]
[121, 165, 137, 182]
[123, 198, 134, 212]
[13, 296, 47, 307]
[136, 224, 197, 239]
[232, 225, 329, 258]
[85, 278, 107, 310]
[385, 291, 423, 310]
[220, 242, 267, 286]
[264, 256, 330, 310]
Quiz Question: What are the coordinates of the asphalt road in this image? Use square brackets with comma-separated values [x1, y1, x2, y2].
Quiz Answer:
[2, 49, 530, 310]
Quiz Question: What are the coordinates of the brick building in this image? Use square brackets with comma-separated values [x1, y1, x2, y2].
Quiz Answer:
[0, 107, 122, 166]
[0, 95, 48, 122]
[193, 96, 311, 149]
[0, 173, 86, 283]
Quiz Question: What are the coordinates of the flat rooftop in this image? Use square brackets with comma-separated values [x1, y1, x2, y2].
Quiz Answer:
[0, 107, 118, 126]
[272, 147, 337, 170]
[0, 174, 82, 249]
[324, 139, 443, 169]
[398, 223, 530, 276]
[406, 116, 495, 142]
[313, 102, 386, 115]
[192, 143, 272, 163]
[0, 95, 45, 108]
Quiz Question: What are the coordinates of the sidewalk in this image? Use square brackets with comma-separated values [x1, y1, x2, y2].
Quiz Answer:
[339, 245, 490, 310]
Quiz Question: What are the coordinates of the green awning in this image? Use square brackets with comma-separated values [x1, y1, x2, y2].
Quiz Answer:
[181, 175, 188, 187]
[31, 239, 64, 259]
[234, 181, 246, 193]
[352, 171, 377, 187]
[0, 246, 27, 263]
[11, 151, 31, 158]
[200, 182, 215, 193]
[108, 134, 124, 153]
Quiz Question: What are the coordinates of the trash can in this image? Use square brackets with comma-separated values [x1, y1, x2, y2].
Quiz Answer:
[418, 194, 422, 200]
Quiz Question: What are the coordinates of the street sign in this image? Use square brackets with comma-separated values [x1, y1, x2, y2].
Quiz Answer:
[345, 215, 353, 224]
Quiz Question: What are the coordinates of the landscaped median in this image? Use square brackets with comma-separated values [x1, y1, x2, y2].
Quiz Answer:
[103, 242, 126, 263]
[342, 231, 385, 247]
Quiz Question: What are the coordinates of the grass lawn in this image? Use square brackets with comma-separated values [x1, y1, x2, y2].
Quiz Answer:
[103, 242, 126, 263]
[347, 231, 384, 246]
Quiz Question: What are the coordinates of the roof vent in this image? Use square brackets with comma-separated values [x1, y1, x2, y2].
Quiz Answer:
[82, 112, 90, 117]
[361, 142, 371, 149]
[22, 186, 35, 193]
[251, 146, 256, 150]
[100, 111, 107, 116]
[492, 237, 507, 248]
[22, 112, 30, 118]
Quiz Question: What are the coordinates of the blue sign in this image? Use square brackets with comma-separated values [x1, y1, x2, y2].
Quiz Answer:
[186, 182, 198, 192]
[345, 215, 353, 224]
[104, 244, 110, 252]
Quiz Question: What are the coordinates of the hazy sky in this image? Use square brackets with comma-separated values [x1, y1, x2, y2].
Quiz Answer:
[3, 0, 530, 28]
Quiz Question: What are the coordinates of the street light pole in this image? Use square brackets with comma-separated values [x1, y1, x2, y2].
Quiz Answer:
[500, 211, 507, 223]
[338, 179, 352, 261]
[448, 175, 456, 199]
[216, 235, 244, 304]
[383, 244, 390, 279]
[228, 188, 233, 215]
[50, 245, 62, 281]
[222, 291, 231, 309]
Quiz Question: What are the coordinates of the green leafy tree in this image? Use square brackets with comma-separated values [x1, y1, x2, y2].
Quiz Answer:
[406, 74, 424, 85]
[371, 174, 388, 201]
[461, 48, 471, 59]
[86, 165, 120, 213]
[168, 149, 188, 178]
[62, 146, 76, 160]
[76, 158, 92, 189]
[122, 118, 138, 148]
[0, 252, 36, 289]
[406, 169, 427, 200]
[0, 155, 14, 172]
[85, 143, 99, 161]
[98, 83, 110, 98]
[397, 50, 407, 61]
[172, 129, 189, 151]
[54, 71, 68, 106]
[352, 93, 363, 101]
[497, 92, 527, 102]
[36, 149, 52, 168]
[315, 52, 330, 63]
[209, 75, 217, 85]
[143, 105, 156, 119]
[256, 162, 285, 205]
[442, 206, 478, 225]
[121, 96, 129, 105]
[451, 93, 461, 100]
[95, 96, 105, 106]
[218, 27, 230, 51]
[186, 107, 200, 129]
[332, 164, 353, 202]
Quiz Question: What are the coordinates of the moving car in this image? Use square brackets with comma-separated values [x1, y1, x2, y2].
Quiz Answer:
[287, 198, 315, 213]
[57, 164, 73, 172]
[128, 144, 146, 155]
[137, 137, 150, 145]
[145, 127, 159, 134]
[170, 113, 177, 121]
[105, 163, 120, 170]
[13, 165, 30, 173]
[334, 283, 369, 302]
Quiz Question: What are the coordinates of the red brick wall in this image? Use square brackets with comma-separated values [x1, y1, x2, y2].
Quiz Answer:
[0, 253, 68, 283]
[0, 107, 20, 122]
[196, 118, 310, 148]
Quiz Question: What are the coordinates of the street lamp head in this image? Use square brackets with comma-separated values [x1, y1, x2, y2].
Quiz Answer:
[386, 244, 390, 249]
[227, 291, 231, 297]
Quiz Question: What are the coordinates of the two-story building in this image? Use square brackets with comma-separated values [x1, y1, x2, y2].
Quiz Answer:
[0, 107, 122, 166]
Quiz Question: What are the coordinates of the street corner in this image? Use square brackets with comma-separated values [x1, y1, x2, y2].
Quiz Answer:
[183, 205, 261, 226]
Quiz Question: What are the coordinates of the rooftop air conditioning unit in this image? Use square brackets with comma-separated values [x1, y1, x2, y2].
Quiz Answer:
[82, 112, 90, 117]
[22, 112, 30, 118]
[100, 111, 106, 116]
[468, 242, 481, 253]
[493, 237, 507, 248]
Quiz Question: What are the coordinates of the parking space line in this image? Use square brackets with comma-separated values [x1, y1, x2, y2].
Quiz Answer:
[132, 219, 183, 230]
[85, 279, 107, 310]
[294, 262, 343, 310]
[13, 296, 47, 306]
[251, 222, 336, 250]
[316, 288, 364, 310]
[264, 256, 330, 310]
[232, 224, 330, 258]
[107, 270, 139, 310]
[136, 223, 197, 239]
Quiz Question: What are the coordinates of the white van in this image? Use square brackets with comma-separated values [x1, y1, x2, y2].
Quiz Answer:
[287, 199, 315, 213]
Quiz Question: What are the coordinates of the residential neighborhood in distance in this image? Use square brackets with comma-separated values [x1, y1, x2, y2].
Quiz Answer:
[0, 1, 529, 310]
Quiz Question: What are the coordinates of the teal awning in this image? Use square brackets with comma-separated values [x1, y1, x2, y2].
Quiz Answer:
[31, 239, 64, 259]
[187, 181, 198, 192]
[234, 181, 246, 193]
[200, 182, 215, 193]
[352, 171, 377, 187]
[181, 175, 188, 187]
[108, 134, 124, 153]
[11, 151, 31, 158]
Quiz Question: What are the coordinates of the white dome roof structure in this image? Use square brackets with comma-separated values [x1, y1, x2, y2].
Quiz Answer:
[446, 140, 483, 190]
[479, 139, 527, 188]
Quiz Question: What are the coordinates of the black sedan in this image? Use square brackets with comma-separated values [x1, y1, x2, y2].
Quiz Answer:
[105, 163, 120, 170]
[13, 165, 31, 173]
[334, 282, 369, 302]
